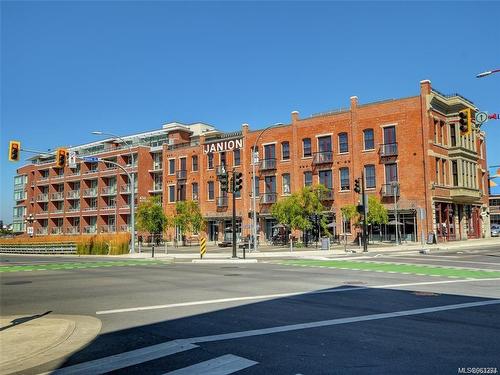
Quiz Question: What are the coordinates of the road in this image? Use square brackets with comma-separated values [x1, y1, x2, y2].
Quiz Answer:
[1, 246, 500, 374]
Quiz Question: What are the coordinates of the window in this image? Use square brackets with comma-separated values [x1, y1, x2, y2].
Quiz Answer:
[220, 152, 226, 167]
[168, 159, 175, 175]
[363, 129, 374, 150]
[338, 133, 348, 153]
[383, 126, 396, 144]
[319, 170, 333, 189]
[340, 168, 350, 190]
[208, 181, 214, 200]
[450, 125, 457, 147]
[364, 165, 376, 189]
[207, 153, 214, 170]
[168, 185, 175, 203]
[192, 183, 198, 200]
[281, 141, 290, 160]
[192, 155, 198, 171]
[304, 171, 313, 187]
[233, 149, 241, 166]
[265, 176, 276, 193]
[385, 163, 398, 184]
[318, 136, 332, 152]
[452, 160, 458, 186]
[435, 158, 440, 184]
[303, 138, 312, 157]
[264, 144, 276, 160]
[282, 174, 291, 195]
[442, 159, 447, 186]
[179, 157, 186, 172]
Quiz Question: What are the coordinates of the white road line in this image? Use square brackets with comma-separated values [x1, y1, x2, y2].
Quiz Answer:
[96, 278, 500, 315]
[61, 299, 500, 375]
[48, 340, 198, 375]
[163, 354, 258, 375]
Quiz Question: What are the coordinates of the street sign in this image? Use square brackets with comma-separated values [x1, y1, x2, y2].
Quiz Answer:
[27, 226, 34, 235]
[82, 156, 99, 163]
[68, 151, 77, 168]
[475, 111, 488, 125]
[252, 152, 259, 165]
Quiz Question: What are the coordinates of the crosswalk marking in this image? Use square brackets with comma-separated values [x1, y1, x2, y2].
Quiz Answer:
[163, 354, 258, 375]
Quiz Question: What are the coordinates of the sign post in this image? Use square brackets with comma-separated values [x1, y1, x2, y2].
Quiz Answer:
[200, 238, 207, 259]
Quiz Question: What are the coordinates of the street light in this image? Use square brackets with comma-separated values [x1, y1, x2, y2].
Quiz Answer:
[250, 123, 282, 252]
[92, 131, 136, 254]
[391, 181, 400, 245]
[476, 69, 500, 78]
[24, 214, 36, 237]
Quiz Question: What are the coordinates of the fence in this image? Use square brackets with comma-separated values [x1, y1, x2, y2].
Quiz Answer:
[0, 242, 77, 254]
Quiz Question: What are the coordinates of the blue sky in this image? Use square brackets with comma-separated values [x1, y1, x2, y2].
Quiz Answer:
[1, 1, 499, 221]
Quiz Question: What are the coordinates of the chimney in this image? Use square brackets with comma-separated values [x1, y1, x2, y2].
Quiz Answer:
[291, 111, 299, 123]
[420, 79, 432, 95]
[350, 96, 358, 109]
[242, 123, 249, 135]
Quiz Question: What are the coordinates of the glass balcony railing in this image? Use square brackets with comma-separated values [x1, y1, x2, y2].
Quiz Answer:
[260, 192, 277, 204]
[101, 186, 117, 195]
[51, 192, 64, 201]
[176, 170, 187, 180]
[83, 188, 98, 197]
[313, 151, 333, 164]
[84, 226, 97, 234]
[67, 190, 81, 199]
[380, 143, 398, 157]
[260, 158, 277, 171]
[381, 183, 400, 197]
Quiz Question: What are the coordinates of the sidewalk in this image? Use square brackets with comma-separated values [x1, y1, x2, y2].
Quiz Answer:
[126, 237, 500, 262]
[0, 314, 101, 375]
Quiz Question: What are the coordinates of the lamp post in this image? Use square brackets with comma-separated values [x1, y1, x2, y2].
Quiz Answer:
[391, 181, 400, 245]
[250, 123, 281, 252]
[476, 69, 500, 78]
[24, 214, 36, 237]
[92, 131, 136, 254]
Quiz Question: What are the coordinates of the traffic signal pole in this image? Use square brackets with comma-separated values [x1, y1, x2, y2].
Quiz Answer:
[231, 169, 237, 259]
[362, 171, 368, 252]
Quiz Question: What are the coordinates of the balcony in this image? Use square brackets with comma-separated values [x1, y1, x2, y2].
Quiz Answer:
[67, 207, 80, 213]
[149, 163, 163, 172]
[381, 183, 400, 197]
[261, 192, 277, 204]
[66, 171, 81, 179]
[84, 226, 97, 234]
[260, 158, 277, 171]
[176, 170, 187, 180]
[67, 190, 80, 199]
[52, 174, 64, 181]
[39, 176, 50, 182]
[101, 186, 117, 196]
[51, 227, 63, 235]
[320, 189, 334, 201]
[216, 196, 228, 208]
[149, 184, 162, 193]
[36, 228, 48, 235]
[36, 212, 49, 218]
[100, 225, 116, 233]
[101, 205, 116, 211]
[84, 168, 98, 175]
[83, 206, 98, 212]
[52, 209, 64, 214]
[380, 143, 398, 157]
[51, 192, 64, 201]
[313, 151, 333, 165]
[450, 187, 482, 202]
[37, 193, 49, 202]
[215, 165, 228, 176]
[120, 225, 131, 232]
[119, 205, 130, 210]
[66, 227, 80, 235]
[82, 188, 98, 198]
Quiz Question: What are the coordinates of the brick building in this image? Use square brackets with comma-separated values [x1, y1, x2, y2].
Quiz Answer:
[12, 80, 490, 243]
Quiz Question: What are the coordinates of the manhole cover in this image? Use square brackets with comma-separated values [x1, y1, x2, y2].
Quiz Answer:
[343, 281, 367, 285]
[412, 291, 440, 296]
[223, 274, 241, 277]
[4, 281, 32, 286]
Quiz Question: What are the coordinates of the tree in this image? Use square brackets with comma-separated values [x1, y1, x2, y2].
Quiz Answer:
[173, 201, 204, 244]
[135, 196, 169, 244]
[271, 185, 330, 245]
[366, 195, 388, 241]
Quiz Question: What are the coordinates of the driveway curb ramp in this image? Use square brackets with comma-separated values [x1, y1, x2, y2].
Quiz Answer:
[0, 314, 101, 375]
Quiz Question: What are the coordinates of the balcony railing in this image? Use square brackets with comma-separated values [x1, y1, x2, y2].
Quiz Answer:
[260, 158, 277, 171]
[120, 225, 131, 232]
[36, 212, 48, 217]
[37, 193, 49, 202]
[261, 192, 277, 204]
[101, 205, 116, 210]
[176, 170, 187, 180]
[83, 188, 98, 197]
[67, 190, 80, 199]
[68, 207, 80, 212]
[36, 228, 48, 235]
[120, 184, 137, 194]
[320, 189, 334, 201]
[100, 225, 116, 233]
[52, 209, 64, 214]
[149, 184, 162, 193]
[66, 227, 80, 235]
[380, 143, 398, 157]
[52, 174, 64, 180]
[51, 192, 65, 201]
[83, 206, 98, 211]
[39, 176, 50, 181]
[51, 227, 63, 235]
[381, 183, 400, 197]
[101, 186, 117, 196]
[313, 151, 333, 165]
[216, 196, 228, 208]
[84, 226, 97, 234]
[149, 163, 163, 172]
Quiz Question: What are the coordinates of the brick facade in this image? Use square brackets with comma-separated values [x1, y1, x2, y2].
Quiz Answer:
[13, 80, 490, 243]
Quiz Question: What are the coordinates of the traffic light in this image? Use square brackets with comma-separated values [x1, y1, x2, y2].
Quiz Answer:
[56, 148, 68, 168]
[458, 108, 471, 136]
[354, 178, 361, 194]
[234, 172, 243, 192]
[220, 172, 229, 192]
[8, 141, 20, 162]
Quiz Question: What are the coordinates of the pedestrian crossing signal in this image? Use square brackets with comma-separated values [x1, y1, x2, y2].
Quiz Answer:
[8, 141, 21, 162]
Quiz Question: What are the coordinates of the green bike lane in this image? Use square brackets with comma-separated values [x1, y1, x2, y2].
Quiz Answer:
[279, 259, 500, 279]
[0, 260, 168, 273]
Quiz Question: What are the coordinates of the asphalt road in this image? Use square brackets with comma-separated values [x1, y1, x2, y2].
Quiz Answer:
[1, 246, 500, 374]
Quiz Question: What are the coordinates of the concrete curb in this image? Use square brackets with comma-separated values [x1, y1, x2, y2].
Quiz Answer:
[0, 314, 101, 375]
[192, 258, 258, 264]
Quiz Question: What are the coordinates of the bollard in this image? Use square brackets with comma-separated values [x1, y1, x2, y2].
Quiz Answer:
[152, 244, 155, 258]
